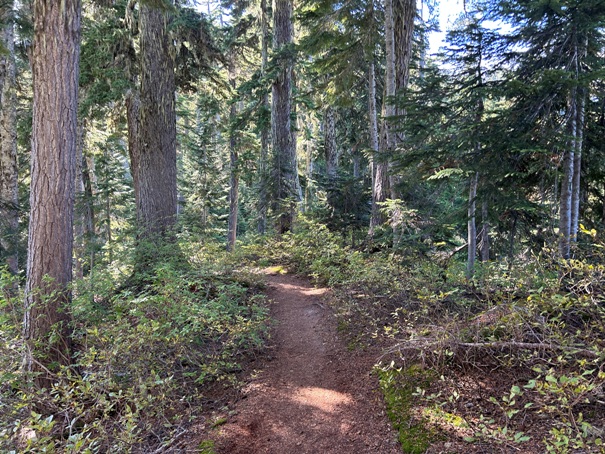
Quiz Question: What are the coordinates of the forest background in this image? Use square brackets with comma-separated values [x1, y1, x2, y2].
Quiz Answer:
[2, 0, 605, 452]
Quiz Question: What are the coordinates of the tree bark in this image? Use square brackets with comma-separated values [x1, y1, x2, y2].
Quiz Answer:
[24, 0, 81, 389]
[74, 119, 86, 280]
[393, 0, 415, 106]
[272, 0, 300, 234]
[0, 2, 18, 274]
[384, 0, 396, 153]
[571, 89, 585, 242]
[384, 0, 415, 243]
[257, 0, 270, 234]
[369, 60, 387, 232]
[136, 3, 178, 238]
[467, 172, 478, 278]
[480, 198, 489, 262]
[389, 0, 415, 179]
[559, 89, 577, 259]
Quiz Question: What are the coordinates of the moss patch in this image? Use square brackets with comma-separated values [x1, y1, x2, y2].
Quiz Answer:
[198, 439, 216, 454]
[376, 364, 435, 454]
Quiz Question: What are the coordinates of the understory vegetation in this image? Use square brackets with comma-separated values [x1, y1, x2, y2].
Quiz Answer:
[2, 217, 605, 452]
[4, 0, 605, 452]
[244, 217, 605, 453]
[0, 238, 269, 452]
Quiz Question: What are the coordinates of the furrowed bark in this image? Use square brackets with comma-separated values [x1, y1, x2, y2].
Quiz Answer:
[24, 0, 82, 390]
[136, 3, 178, 238]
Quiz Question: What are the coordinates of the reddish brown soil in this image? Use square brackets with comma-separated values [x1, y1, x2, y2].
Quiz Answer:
[211, 271, 400, 454]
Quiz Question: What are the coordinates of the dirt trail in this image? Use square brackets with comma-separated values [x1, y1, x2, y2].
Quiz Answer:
[213, 271, 400, 454]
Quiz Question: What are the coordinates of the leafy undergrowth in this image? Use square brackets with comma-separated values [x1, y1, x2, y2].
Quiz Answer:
[0, 238, 269, 453]
[244, 217, 605, 453]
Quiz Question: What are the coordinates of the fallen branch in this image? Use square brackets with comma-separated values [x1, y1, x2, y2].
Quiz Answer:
[381, 338, 601, 360]
[150, 429, 187, 454]
[455, 341, 599, 358]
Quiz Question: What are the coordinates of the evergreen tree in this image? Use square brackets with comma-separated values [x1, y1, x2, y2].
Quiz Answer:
[272, 0, 301, 233]
[24, 0, 82, 390]
[135, 1, 178, 238]
[482, 0, 605, 258]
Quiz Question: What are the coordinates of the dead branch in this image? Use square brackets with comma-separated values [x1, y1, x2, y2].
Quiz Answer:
[381, 338, 600, 360]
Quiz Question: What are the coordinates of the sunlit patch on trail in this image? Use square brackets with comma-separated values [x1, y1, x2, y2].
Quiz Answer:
[290, 386, 353, 413]
[275, 282, 329, 297]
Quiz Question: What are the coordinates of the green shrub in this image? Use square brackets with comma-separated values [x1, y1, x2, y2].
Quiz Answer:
[0, 240, 269, 452]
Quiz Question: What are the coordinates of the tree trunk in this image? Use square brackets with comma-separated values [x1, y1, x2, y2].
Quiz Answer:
[74, 119, 86, 280]
[0, 2, 18, 274]
[352, 151, 361, 179]
[508, 212, 517, 269]
[136, 3, 177, 238]
[324, 106, 338, 179]
[369, 60, 387, 232]
[272, 0, 300, 234]
[384, 0, 397, 240]
[126, 88, 141, 213]
[257, 0, 269, 234]
[389, 0, 415, 165]
[559, 88, 577, 259]
[571, 90, 585, 242]
[324, 105, 338, 211]
[384, 0, 396, 153]
[73, 118, 95, 278]
[480, 198, 490, 262]
[24, 0, 81, 389]
[394, 0, 415, 104]
[467, 172, 478, 278]
[227, 61, 239, 252]
[385, 0, 415, 243]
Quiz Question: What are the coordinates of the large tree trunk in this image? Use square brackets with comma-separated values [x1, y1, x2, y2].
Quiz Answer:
[136, 4, 177, 238]
[467, 172, 478, 278]
[272, 0, 300, 234]
[24, 0, 81, 389]
[388, 0, 415, 188]
[384, 0, 415, 243]
[0, 3, 18, 275]
[257, 0, 270, 234]
[393, 0, 415, 109]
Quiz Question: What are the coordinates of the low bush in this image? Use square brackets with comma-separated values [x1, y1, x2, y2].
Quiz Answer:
[246, 216, 605, 452]
[0, 238, 269, 452]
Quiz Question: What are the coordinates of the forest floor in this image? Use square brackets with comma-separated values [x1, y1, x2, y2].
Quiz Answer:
[193, 269, 401, 453]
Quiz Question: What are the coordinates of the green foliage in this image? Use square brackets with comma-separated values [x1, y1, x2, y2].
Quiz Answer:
[250, 218, 605, 451]
[0, 239, 269, 452]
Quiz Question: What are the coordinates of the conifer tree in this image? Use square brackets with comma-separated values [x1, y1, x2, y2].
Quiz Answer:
[24, 0, 82, 389]
[272, 0, 301, 233]
[486, 0, 605, 258]
[136, 1, 178, 238]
